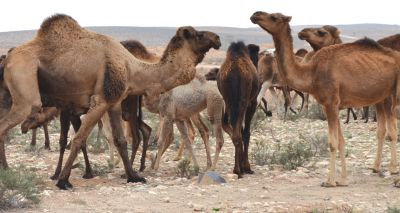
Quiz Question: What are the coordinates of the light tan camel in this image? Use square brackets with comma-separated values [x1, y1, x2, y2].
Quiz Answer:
[251, 11, 400, 187]
[145, 75, 227, 171]
[0, 14, 220, 189]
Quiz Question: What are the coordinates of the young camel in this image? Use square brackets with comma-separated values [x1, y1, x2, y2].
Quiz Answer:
[0, 14, 220, 189]
[251, 11, 400, 187]
[218, 41, 259, 178]
[28, 107, 58, 149]
[145, 74, 227, 171]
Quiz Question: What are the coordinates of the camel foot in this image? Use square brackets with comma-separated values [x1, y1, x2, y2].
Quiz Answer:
[394, 178, 400, 187]
[243, 169, 255, 174]
[127, 175, 146, 183]
[44, 146, 51, 150]
[321, 181, 337, 187]
[372, 168, 380, 173]
[336, 180, 348, 187]
[50, 173, 59, 180]
[56, 180, 73, 190]
[173, 156, 182, 161]
[82, 172, 94, 179]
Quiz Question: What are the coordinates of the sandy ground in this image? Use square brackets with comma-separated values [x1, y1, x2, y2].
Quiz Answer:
[3, 105, 400, 213]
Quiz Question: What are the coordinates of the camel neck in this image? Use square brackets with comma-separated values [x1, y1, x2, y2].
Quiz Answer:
[272, 27, 312, 93]
[127, 50, 197, 97]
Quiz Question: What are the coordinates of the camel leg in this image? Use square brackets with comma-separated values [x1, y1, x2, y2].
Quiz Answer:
[385, 99, 399, 174]
[51, 111, 70, 180]
[321, 105, 340, 187]
[192, 114, 211, 169]
[363, 106, 369, 123]
[344, 108, 351, 124]
[0, 135, 7, 169]
[337, 124, 348, 186]
[175, 120, 199, 168]
[70, 114, 94, 179]
[43, 122, 50, 150]
[257, 81, 271, 105]
[139, 122, 151, 171]
[0, 60, 42, 169]
[152, 117, 173, 170]
[56, 101, 110, 189]
[31, 128, 37, 146]
[231, 112, 245, 178]
[174, 118, 194, 161]
[295, 90, 305, 112]
[101, 114, 117, 168]
[373, 102, 386, 173]
[108, 106, 145, 184]
[242, 100, 257, 174]
[304, 93, 310, 115]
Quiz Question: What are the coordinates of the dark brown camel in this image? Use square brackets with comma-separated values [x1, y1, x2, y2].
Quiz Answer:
[217, 41, 259, 178]
[251, 11, 400, 187]
[0, 14, 220, 190]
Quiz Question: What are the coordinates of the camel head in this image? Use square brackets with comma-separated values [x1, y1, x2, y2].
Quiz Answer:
[173, 26, 221, 63]
[298, 25, 342, 50]
[250, 11, 292, 35]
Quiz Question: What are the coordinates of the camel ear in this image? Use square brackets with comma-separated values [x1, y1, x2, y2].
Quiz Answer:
[282, 16, 292, 22]
[323, 25, 340, 37]
[177, 27, 195, 39]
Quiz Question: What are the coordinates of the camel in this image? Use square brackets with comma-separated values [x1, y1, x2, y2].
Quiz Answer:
[28, 107, 57, 149]
[217, 41, 259, 178]
[143, 74, 227, 171]
[256, 50, 305, 118]
[0, 14, 220, 189]
[251, 11, 400, 187]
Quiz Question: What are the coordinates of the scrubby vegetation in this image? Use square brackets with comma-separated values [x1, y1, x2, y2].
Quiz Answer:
[0, 165, 44, 209]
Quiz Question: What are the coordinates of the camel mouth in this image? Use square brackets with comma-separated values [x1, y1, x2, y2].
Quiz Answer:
[298, 32, 309, 40]
[250, 15, 260, 24]
[213, 40, 221, 49]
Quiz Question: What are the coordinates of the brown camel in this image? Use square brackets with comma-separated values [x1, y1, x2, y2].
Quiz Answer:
[251, 11, 400, 187]
[256, 51, 304, 118]
[217, 41, 259, 178]
[28, 107, 58, 149]
[0, 14, 220, 189]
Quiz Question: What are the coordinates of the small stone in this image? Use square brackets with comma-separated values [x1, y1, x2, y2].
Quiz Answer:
[239, 188, 248, 192]
[198, 171, 227, 185]
[193, 204, 204, 211]
[163, 197, 170, 203]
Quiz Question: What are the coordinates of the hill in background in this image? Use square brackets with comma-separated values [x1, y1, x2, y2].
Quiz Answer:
[0, 24, 399, 56]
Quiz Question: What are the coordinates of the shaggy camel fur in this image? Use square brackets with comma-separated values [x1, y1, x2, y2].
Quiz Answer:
[251, 11, 400, 187]
[144, 74, 227, 171]
[0, 14, 220, 189]
[218, 41, 259, 178]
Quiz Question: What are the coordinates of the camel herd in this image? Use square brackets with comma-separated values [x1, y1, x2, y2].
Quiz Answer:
[0, 11, 400, 190]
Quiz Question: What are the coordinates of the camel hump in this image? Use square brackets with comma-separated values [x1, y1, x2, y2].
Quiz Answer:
[120, 40, 151, 60]
[37, 14, 81, 37]
[103, 60, 127, 103]
[353, 37, 385, 50]
[227, 41, 249, 58]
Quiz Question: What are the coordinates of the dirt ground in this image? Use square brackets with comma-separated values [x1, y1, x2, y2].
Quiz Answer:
[3, 102, 400, 213]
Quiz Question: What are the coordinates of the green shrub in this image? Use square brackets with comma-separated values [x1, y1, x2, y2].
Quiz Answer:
[175, 158, 199, 179]
[388, 206, 400, 213]
[0, 165, 44, 209]
[251, 138, 314, 170]
[307, 103, 326, 121]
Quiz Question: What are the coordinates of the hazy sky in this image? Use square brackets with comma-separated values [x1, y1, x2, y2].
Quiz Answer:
[1, 0, 399, 32]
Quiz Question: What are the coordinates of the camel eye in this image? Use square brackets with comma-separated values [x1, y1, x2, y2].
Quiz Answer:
[270, 15, 277, 22]
[317, 30, 327, 36]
